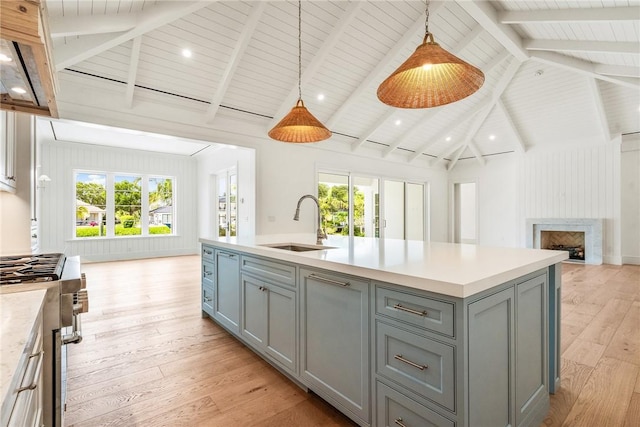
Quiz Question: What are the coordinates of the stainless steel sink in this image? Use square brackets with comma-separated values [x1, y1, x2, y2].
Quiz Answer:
[260, 243, 336, 252]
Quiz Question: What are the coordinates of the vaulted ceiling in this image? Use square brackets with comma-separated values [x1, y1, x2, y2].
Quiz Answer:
[42, 0, 639, 169]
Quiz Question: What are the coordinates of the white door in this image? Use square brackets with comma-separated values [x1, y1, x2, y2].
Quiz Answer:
[216, 167, 237, 237]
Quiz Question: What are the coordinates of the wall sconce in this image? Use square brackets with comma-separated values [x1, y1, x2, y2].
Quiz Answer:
[37, 174, 51, 189]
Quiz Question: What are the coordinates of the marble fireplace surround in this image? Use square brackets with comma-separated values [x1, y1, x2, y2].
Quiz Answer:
[526, 218, 603, 265]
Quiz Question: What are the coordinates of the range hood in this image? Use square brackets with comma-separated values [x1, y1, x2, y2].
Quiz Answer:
[0, 0, 58, 117]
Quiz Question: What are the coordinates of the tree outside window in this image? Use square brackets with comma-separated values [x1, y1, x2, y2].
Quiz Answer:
[75, 172, 174, 238]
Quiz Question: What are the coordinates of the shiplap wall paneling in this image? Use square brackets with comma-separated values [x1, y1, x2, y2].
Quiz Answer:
[39, 141, 199, 261]
[519, 143, 621, 264]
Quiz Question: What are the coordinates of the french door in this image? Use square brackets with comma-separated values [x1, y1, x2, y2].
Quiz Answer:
[216, 167, 237, 237]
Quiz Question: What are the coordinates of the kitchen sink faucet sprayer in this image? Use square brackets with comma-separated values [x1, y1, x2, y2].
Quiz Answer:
[293, 194, 327, 245]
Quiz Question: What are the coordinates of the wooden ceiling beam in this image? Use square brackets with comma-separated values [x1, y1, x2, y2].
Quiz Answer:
[447, 144, 468, 171]
[49, 14, 137, 38]
[500, 7, 640, 24]
[206, 2, 266, 123]
[267, 1, 363, 131]
[125, 36, 142, 109]
[530, 51, 640, 90]
[325, 2, 444, 130]
[350, 109, 397, 151]
[406, 50, 510, 162]
[54, 1, 210, 71]
[586, 78, 612, 141]
[456, 0, 528, 62]
[524, 39, 640, 55]
[495, 99, 526, 153]
[431, 58, 522, 166]
[382, 24, 484, 158]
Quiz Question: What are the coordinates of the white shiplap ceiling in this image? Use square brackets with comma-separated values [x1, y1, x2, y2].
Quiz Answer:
[40, 0, 640, 168]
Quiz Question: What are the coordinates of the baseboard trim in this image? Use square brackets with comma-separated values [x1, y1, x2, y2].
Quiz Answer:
[622, 256, 640, 265]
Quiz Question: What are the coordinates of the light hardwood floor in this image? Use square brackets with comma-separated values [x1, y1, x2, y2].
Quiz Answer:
[64, 256, 639, 427]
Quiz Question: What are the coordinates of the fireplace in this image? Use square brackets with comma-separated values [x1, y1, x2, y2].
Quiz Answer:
[526, 218, 603, 265]
[540, 231, 585, 261]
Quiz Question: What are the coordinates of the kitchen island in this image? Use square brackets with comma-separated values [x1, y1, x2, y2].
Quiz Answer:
[199, 234, 568, 427]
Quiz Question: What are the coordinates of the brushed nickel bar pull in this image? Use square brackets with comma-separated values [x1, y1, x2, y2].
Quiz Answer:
[203, 249, 213, 255]
[259, 286, 268, 292]
[218, 252, 236, 258]
[394, 418, 407, 427]
[309, 273, 349, 287]
[393, 303, 427, 317]
[394, 354, 427, 371]
[17, 351, 44, 392]
[204, 270, 213, 276]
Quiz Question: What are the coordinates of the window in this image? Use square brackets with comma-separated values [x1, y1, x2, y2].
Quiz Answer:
[75, 171, 174, 238]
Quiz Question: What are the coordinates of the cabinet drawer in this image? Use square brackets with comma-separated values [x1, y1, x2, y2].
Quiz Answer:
[376, 286, 454, 337]
[202, 245, 214, 262]
[241, 255, 296, 288]
[376, 381, 455, 427]
[202, 284, 214, 316]
[376, 321, 455, 411]
[202, 261, 214, 286]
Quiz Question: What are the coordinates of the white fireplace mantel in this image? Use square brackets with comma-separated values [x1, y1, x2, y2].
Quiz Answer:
[526, 218, 603, 265]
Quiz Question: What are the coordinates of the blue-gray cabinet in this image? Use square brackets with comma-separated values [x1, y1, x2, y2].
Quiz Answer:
[300, 268, 371, 425]
[201, 246, 215, 317]
[241, 272, 297, 375]
[200, 243, 556, 427]
[213, 249, 240, 333]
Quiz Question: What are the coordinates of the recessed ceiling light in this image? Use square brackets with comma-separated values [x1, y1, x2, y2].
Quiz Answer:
[489, 134, 496, 140]
[11, 87, 27, 94]
[317, 93, 325, 101]
[395, 119, 402, 126]
[182, 49, 192, 58]
[0, 54, 12, 62]
[445, 136, 451, 142]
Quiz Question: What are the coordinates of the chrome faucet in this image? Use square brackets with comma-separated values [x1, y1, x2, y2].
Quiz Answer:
[293, 194, 327, 245]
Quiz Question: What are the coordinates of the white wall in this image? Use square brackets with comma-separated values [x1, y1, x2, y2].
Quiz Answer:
[621, 134, 640, 265]
[0, 113, 33, 255]
[449, 154, 519, 248]
[453, 140, 623, 264]
[39, 140, 199, 262]
[251, 140, 449, 242]
[196, 145, 255, 238]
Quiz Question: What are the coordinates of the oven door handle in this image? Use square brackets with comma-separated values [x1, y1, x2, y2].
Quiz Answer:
[62, 312, 83, 345]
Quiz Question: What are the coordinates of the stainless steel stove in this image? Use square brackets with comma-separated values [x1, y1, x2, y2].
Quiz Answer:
[0, 253, 88, 427]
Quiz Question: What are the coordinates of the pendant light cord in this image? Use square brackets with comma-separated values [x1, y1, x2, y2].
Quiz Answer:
[425, 0, 430, 37]
[298, 0, 302, 101]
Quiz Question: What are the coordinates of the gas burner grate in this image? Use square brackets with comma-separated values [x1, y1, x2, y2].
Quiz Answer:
[0, 253, 66, 285]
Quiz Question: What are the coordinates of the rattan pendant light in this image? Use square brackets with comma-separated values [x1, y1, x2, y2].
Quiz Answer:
[268, 0, 331, 143]
[377, 0, 484, 109]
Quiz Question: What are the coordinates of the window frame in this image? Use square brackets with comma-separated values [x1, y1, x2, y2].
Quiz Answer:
[73, 170, 176, 239]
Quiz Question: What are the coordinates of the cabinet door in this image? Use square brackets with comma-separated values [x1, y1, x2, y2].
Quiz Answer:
[300, 268, 370, 424]
[214, 250, 240, 333]
[468, 287, 515, 427]
[202, 285, 214, 317]
[516, 274, 548, 426]
[241, 274, 267, 348]
[265, 282, 296, 374]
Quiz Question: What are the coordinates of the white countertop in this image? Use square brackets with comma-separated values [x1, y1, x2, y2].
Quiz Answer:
[199, 234, 568, 298]
[0, 289, 46, 402]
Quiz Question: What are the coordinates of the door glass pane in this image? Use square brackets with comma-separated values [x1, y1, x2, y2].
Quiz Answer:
[318, 173, 349, 236]
[75, 172, 106, 238]
[384, 180, 405, 239]
[406, 183, 424, 241]
[114, 175, 142, 236]
[148, 177, 173, 235]
[353, 176, 379, 237]
[218, 175, 227, 237]
[229, 173, 237, 237]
